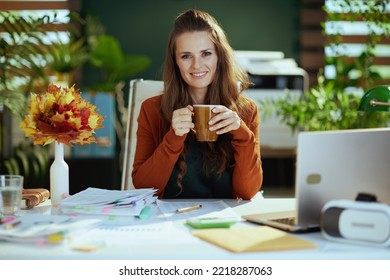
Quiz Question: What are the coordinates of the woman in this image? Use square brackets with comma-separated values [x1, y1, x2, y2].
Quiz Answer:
[132, 9, 263, 199]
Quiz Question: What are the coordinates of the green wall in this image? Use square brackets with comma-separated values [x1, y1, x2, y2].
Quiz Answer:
[81, 0, 301, 84]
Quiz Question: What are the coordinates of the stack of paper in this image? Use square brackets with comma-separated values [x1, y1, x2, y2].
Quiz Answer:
[59, 187, 157, 216]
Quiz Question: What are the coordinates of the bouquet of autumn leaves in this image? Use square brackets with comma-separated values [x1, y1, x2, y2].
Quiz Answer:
[20, 84, 104, 146]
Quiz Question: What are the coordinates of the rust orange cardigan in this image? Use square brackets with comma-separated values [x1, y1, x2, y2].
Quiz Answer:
[131, 95, 263, 199]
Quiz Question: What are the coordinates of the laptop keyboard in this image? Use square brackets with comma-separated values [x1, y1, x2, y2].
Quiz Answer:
[270, 217, 296, 225]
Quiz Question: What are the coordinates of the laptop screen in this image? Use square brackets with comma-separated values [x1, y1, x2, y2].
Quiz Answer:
[295, 128, 390, 228]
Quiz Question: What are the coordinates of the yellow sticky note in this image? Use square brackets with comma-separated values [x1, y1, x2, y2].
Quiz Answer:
[192, 226, 316, 253]
[47, 233, 64, 244]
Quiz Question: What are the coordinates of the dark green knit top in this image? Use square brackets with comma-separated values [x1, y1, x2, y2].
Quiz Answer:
[164, 139, 233, 198]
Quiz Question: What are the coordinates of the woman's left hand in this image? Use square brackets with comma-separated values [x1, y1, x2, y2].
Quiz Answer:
[208, 105, 241, 135]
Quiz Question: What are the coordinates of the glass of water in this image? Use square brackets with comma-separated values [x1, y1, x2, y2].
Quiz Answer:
[0, 175, 24, 217]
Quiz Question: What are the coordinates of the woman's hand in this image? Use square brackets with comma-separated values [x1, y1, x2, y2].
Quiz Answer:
[209, 105, 241, 135]
[171, 105, 194, 136]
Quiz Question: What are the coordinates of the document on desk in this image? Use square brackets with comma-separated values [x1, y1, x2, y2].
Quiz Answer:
[71, 221, 197, 250]
[0, 214, 101, 244]
[59, 187, 157, 216]
[157, 200, 241, 221]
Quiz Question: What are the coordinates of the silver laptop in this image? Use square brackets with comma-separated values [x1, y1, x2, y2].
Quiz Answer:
[243, 127, 390, 232]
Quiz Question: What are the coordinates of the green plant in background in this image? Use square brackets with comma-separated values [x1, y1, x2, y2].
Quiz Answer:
[0, 11, 61, 182]
[260, 0, 390, 132]
[46, 38, 89, 82]
[324, 0, 390, 90]
[82, 14, 151, 166]
[0, 11, 60, 118]
[2, 142, 50, 187]
[45, 12, 89, 85]
[85, 14, 151, 92]
[1, 11, 151, 184]
[263, 73, 360, 132]
[88, 34, 151, 91]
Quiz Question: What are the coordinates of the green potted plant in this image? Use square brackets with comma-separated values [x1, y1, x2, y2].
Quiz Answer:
[45, 13, 90, 86]
[72, 14, 151, 161]
[261, 73, 358, 132]
[86, 33, 151, 92]
[0, 11, 58, 118]
[45, 38, 89, 86]
[83, 13, 151, 92]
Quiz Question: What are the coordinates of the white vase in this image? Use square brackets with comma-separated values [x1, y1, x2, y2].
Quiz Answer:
[50, 142, 69, 206]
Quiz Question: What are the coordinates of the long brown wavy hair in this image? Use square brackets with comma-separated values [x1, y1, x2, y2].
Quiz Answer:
[161, 9, 253, 194]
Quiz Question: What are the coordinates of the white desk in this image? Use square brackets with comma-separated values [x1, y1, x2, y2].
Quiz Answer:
[0, 194, 389, 260]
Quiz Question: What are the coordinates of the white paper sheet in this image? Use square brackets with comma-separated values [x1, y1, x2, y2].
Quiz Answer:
[71, 221, 196, 248]
[157, 200, 241, 221]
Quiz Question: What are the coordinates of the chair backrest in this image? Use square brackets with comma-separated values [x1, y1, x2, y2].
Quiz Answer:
[121, 79, 164, 190]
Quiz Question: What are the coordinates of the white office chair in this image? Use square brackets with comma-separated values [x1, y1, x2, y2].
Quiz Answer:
[121, 79, 164, 190]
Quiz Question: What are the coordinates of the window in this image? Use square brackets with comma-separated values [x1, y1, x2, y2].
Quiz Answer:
[300, 0, 390, 87]
[1, 0, 83, 87]
[324, 0, 390, 86]
[0, 0, 82, 150]
[1, 0, 81, 49]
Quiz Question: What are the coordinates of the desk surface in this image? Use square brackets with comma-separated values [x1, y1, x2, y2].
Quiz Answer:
[1, 194, 389, 260]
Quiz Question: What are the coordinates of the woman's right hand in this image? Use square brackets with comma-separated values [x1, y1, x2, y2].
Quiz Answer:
[171, 105, 194, 136]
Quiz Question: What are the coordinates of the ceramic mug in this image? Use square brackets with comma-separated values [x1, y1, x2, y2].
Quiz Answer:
[192, 105, 218, 142]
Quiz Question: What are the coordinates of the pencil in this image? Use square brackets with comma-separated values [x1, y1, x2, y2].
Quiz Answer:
[5, 221, 21, 230]
[176, 204, 202, 213]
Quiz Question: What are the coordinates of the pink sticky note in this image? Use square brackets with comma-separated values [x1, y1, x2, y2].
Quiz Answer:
[35, 239, 46, 246]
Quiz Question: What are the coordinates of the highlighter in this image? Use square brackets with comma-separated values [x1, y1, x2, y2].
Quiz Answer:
[186, 217, 238, 229]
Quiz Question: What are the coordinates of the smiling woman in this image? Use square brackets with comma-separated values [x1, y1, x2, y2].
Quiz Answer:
[174, 31, 218, 102]
[130, 9, 263, 200]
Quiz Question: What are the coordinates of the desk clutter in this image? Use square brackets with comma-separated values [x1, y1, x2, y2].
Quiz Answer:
[0, 214, 101, 244]
[0, 187, 316, 254]
[59, 187, 157, 216]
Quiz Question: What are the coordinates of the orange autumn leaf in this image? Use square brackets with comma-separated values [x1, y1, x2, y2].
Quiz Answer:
[20, 84, 104, 146]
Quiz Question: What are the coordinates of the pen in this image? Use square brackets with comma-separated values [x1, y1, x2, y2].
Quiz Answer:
[5, 221, 21, 230]
[176, 204, 202, 213]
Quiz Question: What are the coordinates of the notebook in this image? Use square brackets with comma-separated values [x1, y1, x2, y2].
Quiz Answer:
[243, 127, 390, 232]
